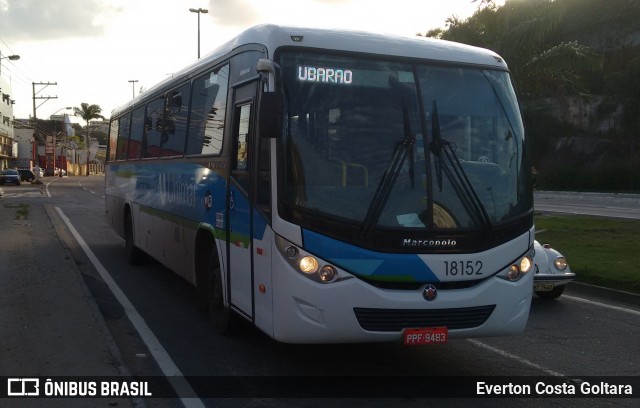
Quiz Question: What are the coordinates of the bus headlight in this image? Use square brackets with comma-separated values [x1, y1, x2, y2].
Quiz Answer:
[275, 235, 341, 284]
[319, 265, 337, 282]
[299, 256, 319, 274]
[520, 255, 532, 274]
[498, 254, 533, 282]
[507, 265, 521, 281]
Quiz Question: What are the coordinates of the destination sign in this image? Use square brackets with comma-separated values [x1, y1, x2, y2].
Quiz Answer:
[298, 66, 353, 84]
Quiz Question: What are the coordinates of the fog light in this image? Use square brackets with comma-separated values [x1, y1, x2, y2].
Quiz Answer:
[520, 256, 532, 274]
[319, 265, 337, 282]
[299, 256, 319, 274]
[286, 246, 299, 258]
[554, 257, 568, 271]
[507, 265, 521, 281]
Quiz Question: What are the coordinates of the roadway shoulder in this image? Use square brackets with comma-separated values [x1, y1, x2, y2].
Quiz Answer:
[566, 281, 640, 307]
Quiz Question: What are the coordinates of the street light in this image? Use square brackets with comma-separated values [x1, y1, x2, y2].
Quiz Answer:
[51, 106, 73, 117]
[128, 79, 138, 98]
[189, 8, 208, 59]
[51, 107, 73, 178]
[0, 51, 20, 75]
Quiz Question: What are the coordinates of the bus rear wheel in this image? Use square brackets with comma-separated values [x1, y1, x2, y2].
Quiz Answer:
[208, 263, 236, 334]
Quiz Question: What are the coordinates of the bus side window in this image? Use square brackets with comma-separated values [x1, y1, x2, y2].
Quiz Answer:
[144, 97, 165, 158]
[161, 82, 190, 157]
[128, 105, 146, 160]
[116, 113, 130, 160]
[107, 118, 119, 162]
[232, 104, 252, 192]
[188, 64, 229, 155]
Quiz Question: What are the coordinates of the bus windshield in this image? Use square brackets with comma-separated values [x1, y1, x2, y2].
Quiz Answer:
[279, 51, 530, 244]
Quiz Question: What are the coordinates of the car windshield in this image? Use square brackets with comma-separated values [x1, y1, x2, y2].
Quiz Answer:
[279, 52, 531, 242]
[2, 170, 18, 175]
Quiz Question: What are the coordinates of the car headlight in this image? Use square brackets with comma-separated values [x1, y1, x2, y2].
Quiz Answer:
[554, 256, 568, 271]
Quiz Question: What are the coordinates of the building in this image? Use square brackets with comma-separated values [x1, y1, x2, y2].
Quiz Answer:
[0, 75, 17, 170]
[13, 114, 75, 174]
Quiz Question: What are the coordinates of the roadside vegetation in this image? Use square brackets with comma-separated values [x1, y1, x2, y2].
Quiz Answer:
[423, 0, 640, 192]
[7, 203, 30, 220]
[535, 213, 640, 294]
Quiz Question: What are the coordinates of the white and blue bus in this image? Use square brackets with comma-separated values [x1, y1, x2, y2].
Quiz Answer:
[105, 24, 534, 344]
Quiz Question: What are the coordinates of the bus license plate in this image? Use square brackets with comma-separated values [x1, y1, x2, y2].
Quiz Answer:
[404, 327, 448, 345]
[534, 282, 555, 292]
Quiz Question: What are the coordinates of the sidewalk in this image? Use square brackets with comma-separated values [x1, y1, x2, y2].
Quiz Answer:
[0, 197, 134, 407]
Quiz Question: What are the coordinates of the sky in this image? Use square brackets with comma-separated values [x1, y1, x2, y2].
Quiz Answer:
[0, 0, 504, 122]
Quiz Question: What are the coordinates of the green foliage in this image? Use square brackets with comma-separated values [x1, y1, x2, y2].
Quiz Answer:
[424, 0, 640, 191]
[427, 0, 606, 99]
[74, 103, 105, 123]
[535, 214, 640, 293]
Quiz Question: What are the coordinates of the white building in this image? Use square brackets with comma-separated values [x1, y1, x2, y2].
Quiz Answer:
[0, 75, 18, 170]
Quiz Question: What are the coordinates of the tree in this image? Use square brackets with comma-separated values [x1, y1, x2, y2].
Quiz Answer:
[424, 0, 602, 99]
[74, 103, 106, 176]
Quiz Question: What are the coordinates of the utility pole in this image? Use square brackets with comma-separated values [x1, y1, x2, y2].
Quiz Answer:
[32, 82, 58, 172]
[128, 79, 139, 98]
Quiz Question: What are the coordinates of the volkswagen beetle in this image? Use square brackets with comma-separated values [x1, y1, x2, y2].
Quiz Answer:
[533, 240, 576, 299]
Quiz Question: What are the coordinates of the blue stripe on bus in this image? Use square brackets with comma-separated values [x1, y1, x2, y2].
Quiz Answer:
[302, 229, 438, 282]
[110, 162, 268, 241]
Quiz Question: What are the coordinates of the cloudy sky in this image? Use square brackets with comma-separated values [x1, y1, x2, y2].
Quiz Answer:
[0, 0, 503, 121]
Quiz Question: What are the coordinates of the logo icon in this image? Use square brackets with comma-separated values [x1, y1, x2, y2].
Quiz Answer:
[422, 284, 438, 301]
[7, 378, 40, 396]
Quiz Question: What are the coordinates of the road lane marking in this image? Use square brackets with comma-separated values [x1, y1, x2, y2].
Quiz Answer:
[54, 206, 205, 408]
[468, 295, 639, 378]
[467, 339, 566, 377]
[564, 295, 640, 316]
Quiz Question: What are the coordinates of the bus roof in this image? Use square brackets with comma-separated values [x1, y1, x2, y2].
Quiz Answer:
[112, 24, 507, 115]
[207, 24, 507, 68]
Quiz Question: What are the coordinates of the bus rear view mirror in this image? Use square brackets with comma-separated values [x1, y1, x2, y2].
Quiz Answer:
[259, 92, 283, 138]
[257, 58, 283, 138]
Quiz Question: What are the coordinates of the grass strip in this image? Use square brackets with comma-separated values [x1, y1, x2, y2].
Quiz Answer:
[535, 214, 640, 294]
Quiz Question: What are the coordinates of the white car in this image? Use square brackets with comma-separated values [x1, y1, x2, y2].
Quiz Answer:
[533, 240, 576, 299]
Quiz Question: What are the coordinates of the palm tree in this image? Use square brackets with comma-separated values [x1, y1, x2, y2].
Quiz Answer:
[74, 103, 105, 176]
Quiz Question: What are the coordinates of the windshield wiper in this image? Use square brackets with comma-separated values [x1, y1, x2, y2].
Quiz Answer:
[430, 100, 494, 237]
[430, 101, 444, 191]
[360, 103, 415, 238]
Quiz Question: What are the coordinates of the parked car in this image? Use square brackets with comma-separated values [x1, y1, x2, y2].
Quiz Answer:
[0, 169, 21, 185]
[17, 169, 35, 182]
[533, 240, 576, 299]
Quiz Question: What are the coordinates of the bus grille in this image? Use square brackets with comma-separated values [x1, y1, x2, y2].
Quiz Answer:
[353, 305, 496, 332]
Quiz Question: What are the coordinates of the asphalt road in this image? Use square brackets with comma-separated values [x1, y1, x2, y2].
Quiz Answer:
[2, 179, 639, 407]
[534, 191, 640, 219]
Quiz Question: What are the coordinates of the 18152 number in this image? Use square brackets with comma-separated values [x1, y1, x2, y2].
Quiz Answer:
[443, 260, 483, 276]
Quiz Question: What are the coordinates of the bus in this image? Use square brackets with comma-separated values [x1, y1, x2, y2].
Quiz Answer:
[105, 24, 534, 344]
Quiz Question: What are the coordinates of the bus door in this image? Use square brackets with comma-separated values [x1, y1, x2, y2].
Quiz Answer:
[227, 81, 258, 319]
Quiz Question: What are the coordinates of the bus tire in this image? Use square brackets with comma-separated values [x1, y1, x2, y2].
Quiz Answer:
[535, 284, 565, 299]
[125, 211, 144, 265]
[208, 263, 236, 334]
